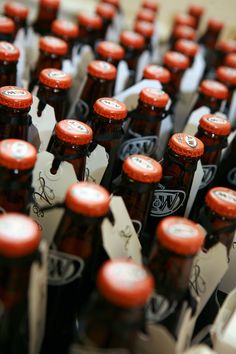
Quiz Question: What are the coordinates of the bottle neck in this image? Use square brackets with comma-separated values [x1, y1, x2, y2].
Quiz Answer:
[0, 32, 14, 43]
[78, 24, 100, 49]
[123, 46, 143, 72]
[196, 128, 226, 166]
[193, 92, 225, 113]
[163, 65, 186, 101]
[0, 105, 31, 141]
[34, 6, 58, 35]
[199, 28, 221, 49]
[35, 51, 63, 81]
[0, 60, 17, 86]
[96, 53, 120, 68]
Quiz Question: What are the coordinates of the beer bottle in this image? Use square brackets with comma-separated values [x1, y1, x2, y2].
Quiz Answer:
[134, 21, 154, 52]
[96, 40, 125, 67]
[95, 3, 116, 40]
[170, 25, 196, 50]
[136, 8, 156, 23]
[173, 13, 196, 29]
[199, 18, 224, 50]
[101, 0, 121, 13]
[0, 15, 15, 43]
[0, 41, 20, 86]
[190, 114, 231, 220]
[216, 66, 236, 115]
[225, 53, 236, 69]
[29, 36, 68, 92]
[41, 182, 110, 354]
[188, 4, 205, 29]
[4, 2, 29, 38]
[74, 259, 154, 354]
[215, 39, 236, 69]
[147, 216, 204, 338]
[0, 139, 36, 214]
[0, 212, 41, 354]
[77, 61, 117, 121]
[48, 119, 93, 180]
[142, 0, 159, 14]
[120, 30, 145, 88]
[37, 68, 72, 122]
[77, 13, 103, 51]
[51, 19, 79, 59]
[143, 64, 171, 96]
[0, 86, 32, 141]
[33, 0, 60, 36]
[146, 133, 204, 238]
[175, 39, 199, 66]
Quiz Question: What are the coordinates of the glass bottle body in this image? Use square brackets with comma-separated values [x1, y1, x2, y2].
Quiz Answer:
[123, 46, 143, 88]
[0, 105, 31, 141]
[33, 6, 58, 35]
[0, 60, 17, 86]
[191, 92, 225, 113]
[163, 66, 185, 103]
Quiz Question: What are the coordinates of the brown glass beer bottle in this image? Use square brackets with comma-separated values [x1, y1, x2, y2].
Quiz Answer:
[0, 41, 20, 86]
[216, 66, 236, 115]
[96, 41, 125, 67]
[175, 39, 199, 66]
[173, 13, 196, 29]
[199, 18, 224, 50]
[188, 4, 205, 29]
[143, 64, 171, 95]
[170, 25, 196, 50]
[33, 0, 60, 36]
[77, 13, 103, 51]
[225, 53, 236, 69]
[0, 15, 15, 42]
[96, 3, 116, 40]
[51, 19, 79, 59]
[215, 39, 236, 68]
[134, 20, 154, 52]
[136, 8, 156, 23]
[142, 0, 159, 14]
[4, 2, 29, 38]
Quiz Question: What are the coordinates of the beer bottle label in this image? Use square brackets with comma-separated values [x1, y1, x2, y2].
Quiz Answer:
[150, 188, 186, 217]
[118, 135, 158, 161]
[146, 291, 177, 323]
[48, 250, 84, 286]
[199, 165, 217, 189]
[227, 167, 236, 186]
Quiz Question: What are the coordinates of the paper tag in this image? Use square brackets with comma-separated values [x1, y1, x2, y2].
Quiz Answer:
[29, 96, 56, 152]
[102, 196, 142, 264]
[180, 51, 206, 94]
[30, 152, 77, 244]
[184, 161, 204, 217]
[173, 92, 198, 133]
[183, 107, 210, 136]
[229, 90, 236, 125]
[29, 240, 48, 354]
[219, 232, 236, 294]
[114, 60, 130, 95]
[85, 144, 108, 184]
[14, 28, 26, 87]
[136, 50, 151, 83]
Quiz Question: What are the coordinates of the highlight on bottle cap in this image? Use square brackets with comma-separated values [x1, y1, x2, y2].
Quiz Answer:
[140, 87, 169, 108]
[168, 133, 204, 158]
[206, 187, 236, 219]
[65, 182, 110, 217]
[120, 30, 145, 49]
[164, 51, 190, 70]
[101, 0, 120, 9]
[96, 3, 116, 20]
[225, 53, 236, 69]
[0, 139, 37, 170]
[87, 60, 117, 80]
[0, 86, 32, 109]
[39, 68, 72, 89]
[173, 25, 196, 41]
[157, 216, 204, 255]
[40, 0, 60, 9]
[142, 0, 159, 13]
[93, 97, 127, 120]
[97, 259, 154, 308]
[0, 41, 20, 61]
[134, 21, 154, 38]
[0, 15, 15, 34]
[207, 18, 224, 31]
[123, 154, 162, 183]
[218, 39, 236, 54]
[52, 19, 79, 39]
[136, 9, 156, 23]
[216, 66, 236, 86]
[39, 36, 68, 56]
[4, 2, 29, 19]
[55, 119, 93, 145]
[199, 114, 231, 136]
[143, 64, 171, 84]
[96, 41, 125, 60]
[200, 80, 228, 100]
[0, 213, 40, 258]
[175, 39, 199, 58]
[174, 13, 196, 29]
[188, 4, 205, 18]
[78, 13, 102, 30]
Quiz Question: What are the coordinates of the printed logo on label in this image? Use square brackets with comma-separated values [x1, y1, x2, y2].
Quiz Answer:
[172, 52, 185, 62]
[167, 224, 198, 238]
[48, 250, 84, 286]
[206, 81, 224, 90]
[214, 190, 236, 205]
[130, 155, 154, 171]
[46, 37, 62, 46]
[67, 120, 89, 134]
[227, 167, 236, 186]
[100, 99, 121, 110]
[48, 71, 66, 79]
[150, 189, 186, 217]
[148, 65, 164, 74]
[106, 263, 147, 284]
[145, 88, 165, 96]
[73, 186, 104, 202]
[3, 89, 27, 97]
[118, 136, 158, 161]
[60, 20, 74, 29]
[185, 135, 197, 148]
[199, 165, 217, 189]
[146, 291, 176, 323]
[11, 141, 29, 159]
[97, 62, 111, 71]
[206, 116, 227, 124]
[0, 42, 15, 52]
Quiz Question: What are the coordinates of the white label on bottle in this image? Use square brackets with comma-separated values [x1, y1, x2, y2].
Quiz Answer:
[100, 98, 122, 110]
[72, 186, 105, 203]
[48, 71, 66, 79]
[185, 135, 197, 148]
[213, 189, 236, 204]
[11, 141, 30, 159]
[130, 155, 154, 171]
[150, 189, 186, 217]
[199, 165, 217, 189]
[3, 89, 27, 97]
[227, 167, 236, 186]
[67, 120, 89, 134]
[167, 224, 198, 238]
[0, 42, 15, 52]
[118, 136, 158, 161]
[146, 291, 175, 323]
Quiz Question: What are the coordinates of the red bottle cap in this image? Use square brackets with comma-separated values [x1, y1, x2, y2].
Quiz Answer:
[65, 182, 110, 217]
[0, 15, 15, 34]
[0, 41, 20, 62]
[199, 114, 231, 136]
[39, 68, 72, 89]
[87, 60, 116, 80]
[218, 39, 236, 54]
[142, 0, 159, 13]
[174, 13, 196, 28]
[40, 0, 60, 9]
[143, 64, 171, 84]
[173, 25, 196, 41]
[0, 213, 40, 258]
[225, 53, 236, 69]
[93, 97, 127, 120]
[101, 0, 120, 8]
[96, 3, 116, 20]
[188, 4, 205, 18]
[120, 30, 145, 49]
[4, 2, 29, 20]
[97, 259, 154, 308]
[0, 86, 32, 109]
[52, 19, 79, 39]
[134, 21, 154, 38]
[140, 87, 169, 108]
[55, 119, 93, 145]
[206, 187, 236, 219]
[123, 154, 162, 183]
[0, 139, 37, 170]
[200, 80, 228, 100]
[39, 36, 68, 56]
[164, 51, 190, 70]
[207, 18, 224, 32]
[78, 13, 102, 30]
[175, 39, 199, 58]
[169, 133, 204, 158]
[136, 9, 155, 23]
[216, 66, 236, 86]
[96, 41, 124, 60]
[157, 216, 204, 255]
